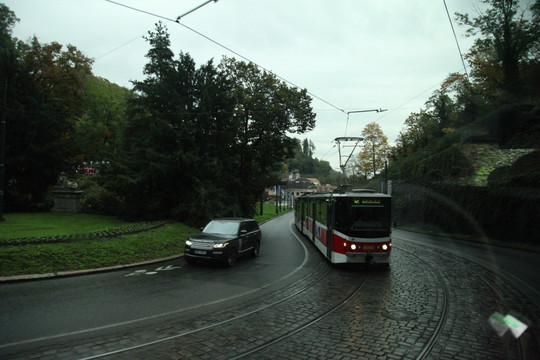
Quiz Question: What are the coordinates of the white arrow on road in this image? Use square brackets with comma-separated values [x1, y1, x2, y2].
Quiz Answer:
[155, 265, 182, 271]
[124, 265, 181, 277]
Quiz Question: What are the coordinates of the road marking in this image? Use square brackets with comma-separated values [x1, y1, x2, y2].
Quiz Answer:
[0, 215, 310, 354]
[124, 270, 147, 277]
[124, 265, 182, 277]
[77, 219, 310, 360]
[156, 265, 181, 271]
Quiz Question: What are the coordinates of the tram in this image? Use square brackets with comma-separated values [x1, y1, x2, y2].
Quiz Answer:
[294, 188, 392, 266]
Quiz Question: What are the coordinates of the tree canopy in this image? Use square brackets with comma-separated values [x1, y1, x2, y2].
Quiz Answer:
[1, 4, 99, 210]
[103, 22, 316, 223]
[456, 0, 540, 98]
[357, 122, 389, 177]
[284, 138, 339, 184]
[392, 0, 539, 165]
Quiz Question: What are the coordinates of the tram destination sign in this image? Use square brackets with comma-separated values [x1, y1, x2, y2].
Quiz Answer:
[352, 199, 383, 207]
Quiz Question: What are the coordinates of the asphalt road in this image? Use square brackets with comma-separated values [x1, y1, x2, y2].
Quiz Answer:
[1, 213, 538, 359]
[0, 213, 321, 356]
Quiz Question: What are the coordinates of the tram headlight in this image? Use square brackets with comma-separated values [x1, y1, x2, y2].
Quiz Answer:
[382, 244, 388, 251]
[350, 244, 357, 251]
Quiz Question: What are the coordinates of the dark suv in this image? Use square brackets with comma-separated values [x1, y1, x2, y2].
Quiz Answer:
[184, 218, 262, 266]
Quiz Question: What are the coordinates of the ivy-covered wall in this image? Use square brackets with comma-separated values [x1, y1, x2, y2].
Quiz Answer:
[393, 183, 538, 244]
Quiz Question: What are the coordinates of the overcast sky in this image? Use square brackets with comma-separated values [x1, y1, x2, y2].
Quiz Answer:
[4, 0, 481, 170]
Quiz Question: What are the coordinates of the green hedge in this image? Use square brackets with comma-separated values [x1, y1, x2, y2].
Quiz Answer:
[0, 221, 166, 246]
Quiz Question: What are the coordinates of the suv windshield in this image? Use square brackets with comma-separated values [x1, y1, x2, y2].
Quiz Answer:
[203, 220, 240, 235]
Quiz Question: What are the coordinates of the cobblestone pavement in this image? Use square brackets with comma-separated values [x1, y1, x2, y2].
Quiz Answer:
[7, 238, 539, 360]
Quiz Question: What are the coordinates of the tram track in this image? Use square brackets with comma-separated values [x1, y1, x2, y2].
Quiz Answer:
[10, 220, 537, 360]
[228, 272, 369, 360]
[82, 235, 536, 360]
[396, 241, 538, 360]
[69, 223, 372, 360]
[76, 261, 336, 360]
[84, 266, 368, 360]
[393, 245, 450, 360]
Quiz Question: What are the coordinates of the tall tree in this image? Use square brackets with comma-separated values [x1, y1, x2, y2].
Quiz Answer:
[106, 23, 316, 222]
[0, 4, 19, 217]
[0, 4, 19, 78]
[302, 138, 315, 157]
[439, 72, 482, 126]
[73, 75, 130, 163]
[395, 110, 438, 157]
[1, 5, 93, 210]
[426, 89, 455, 132]
[358, 122, 390, 177]
[219, 57, 316, 216]
[456, 0, 539, 97]
[107, 22, 201, 220]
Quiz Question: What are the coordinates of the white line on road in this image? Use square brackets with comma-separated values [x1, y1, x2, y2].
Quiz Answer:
[0, 217, 309, 355]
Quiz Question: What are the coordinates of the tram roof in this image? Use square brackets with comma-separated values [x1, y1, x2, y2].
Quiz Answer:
[298, 189, 391, 199]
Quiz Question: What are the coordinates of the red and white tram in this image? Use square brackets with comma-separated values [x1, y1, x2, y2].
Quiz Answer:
[294, 189, 392, 266]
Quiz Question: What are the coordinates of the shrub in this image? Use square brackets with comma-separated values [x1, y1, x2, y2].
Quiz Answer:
[78, 177, 121, 215]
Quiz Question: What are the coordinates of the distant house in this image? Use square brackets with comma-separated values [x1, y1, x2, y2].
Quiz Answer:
[317, 183, 338, 193]
[283, 177, 337, 198]
[265, 173, 337, 201]
[285, 177, 318, 198]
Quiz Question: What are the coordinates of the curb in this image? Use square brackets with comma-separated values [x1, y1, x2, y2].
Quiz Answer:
[0, 254, 184, 283]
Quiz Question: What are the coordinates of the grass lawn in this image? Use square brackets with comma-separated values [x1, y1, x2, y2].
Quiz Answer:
[254, 202, 292, 223]
[0, 222, 199, 277]
[0, 213, 130, 238]
[0, 203, 291, 277]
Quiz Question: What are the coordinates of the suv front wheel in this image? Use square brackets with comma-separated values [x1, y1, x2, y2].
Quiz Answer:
[224, 248, 238, 267]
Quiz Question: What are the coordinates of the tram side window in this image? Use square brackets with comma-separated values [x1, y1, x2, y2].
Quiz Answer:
[319, 199, 327, 225]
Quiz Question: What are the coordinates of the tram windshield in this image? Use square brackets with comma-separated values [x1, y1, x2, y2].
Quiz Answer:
[334, 197, 391, 236]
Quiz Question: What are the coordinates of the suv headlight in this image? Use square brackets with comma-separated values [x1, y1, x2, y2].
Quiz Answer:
[185, 240, 192, 246]
[213, 242, 229, 249]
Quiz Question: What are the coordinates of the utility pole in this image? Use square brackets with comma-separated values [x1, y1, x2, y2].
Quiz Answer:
[0, 79, 7, 221]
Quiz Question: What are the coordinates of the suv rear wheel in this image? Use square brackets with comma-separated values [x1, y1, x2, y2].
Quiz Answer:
[251, 241, 260, 257]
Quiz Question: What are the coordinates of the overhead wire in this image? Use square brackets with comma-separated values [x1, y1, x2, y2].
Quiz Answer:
[104, 0, 347, 114]
[442, 0, 469, 82]
[95, 33, 146, 60]
[319, 74, 460, 162]
[104, 0, 473, 171]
